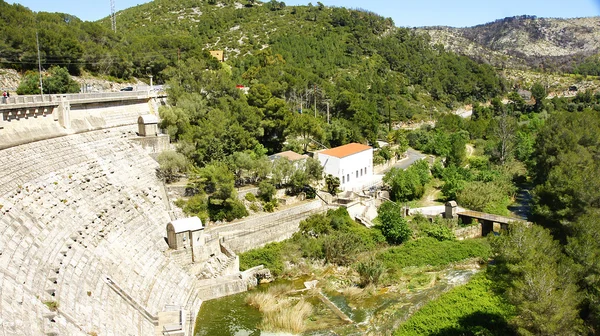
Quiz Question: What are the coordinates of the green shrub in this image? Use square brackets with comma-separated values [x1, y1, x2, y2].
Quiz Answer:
[182, 194, 209, 223]
[208, 197, 249, 222]
[239, 242, 284, 276]
[44, 301, 59, 312]
[292, 208, 385, 264]
[377, 237, 491, 271]
[296, 236, 325, 260]
[396, 273, 515, 335]
[245, 192, 257, 202]
[157, 150, 188, 183]
[298, 208, 353, 237]
[377, 202, 412, 245]
[423, 225, 455, 241]
[174, 199, 185, 208]
[264, 200, 276, 212]
[249, 202, 260, 212]
[468, 156, 489, 170]
[356, 257, 386, 287]
[258, 181, 276, 202]
[431, 159, 444, 179]
[323, 232, 363, 266]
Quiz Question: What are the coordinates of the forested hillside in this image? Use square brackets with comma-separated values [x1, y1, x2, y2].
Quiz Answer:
[1, 0, 503, 105]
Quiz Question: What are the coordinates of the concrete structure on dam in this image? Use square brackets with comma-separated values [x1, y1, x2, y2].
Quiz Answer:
[0, 92, 328, 335]
[0, 91, 168, 150]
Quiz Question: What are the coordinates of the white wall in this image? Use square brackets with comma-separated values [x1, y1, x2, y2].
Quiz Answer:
[340, 149, 373, 186]
[318, 154, 340, 179]
[318, 148, 373, 189]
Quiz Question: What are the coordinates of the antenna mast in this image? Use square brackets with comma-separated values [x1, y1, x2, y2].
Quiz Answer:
[110, 0, 116, 32]
[36, 31, 44, 97]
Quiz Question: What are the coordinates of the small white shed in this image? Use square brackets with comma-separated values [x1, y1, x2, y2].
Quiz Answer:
[166, 217, 204, 250]
[138, 114, 159, 136]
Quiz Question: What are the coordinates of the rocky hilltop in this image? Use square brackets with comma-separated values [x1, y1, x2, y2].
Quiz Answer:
[419, 16, 600, 71]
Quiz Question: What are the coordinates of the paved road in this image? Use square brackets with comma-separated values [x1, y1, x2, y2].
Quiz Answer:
[392, 148, 426, 170]
[508, 184, 533, 220]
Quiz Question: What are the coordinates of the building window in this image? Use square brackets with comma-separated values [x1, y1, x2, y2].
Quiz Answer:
[347, 174, 350, 182]
[356, 170, 358, 178]
[342, 176, 345, 184]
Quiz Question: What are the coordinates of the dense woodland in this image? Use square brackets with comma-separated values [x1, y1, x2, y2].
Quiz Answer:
[3, 0, 600, 334]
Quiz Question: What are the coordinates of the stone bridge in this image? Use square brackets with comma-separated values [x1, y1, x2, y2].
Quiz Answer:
[456, 210, 522, 235]
[0, 91, 167, 149]
[445, 201, 527, 236]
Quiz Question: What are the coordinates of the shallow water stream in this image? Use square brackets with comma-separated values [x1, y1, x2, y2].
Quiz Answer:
[194, 268, 479, 336]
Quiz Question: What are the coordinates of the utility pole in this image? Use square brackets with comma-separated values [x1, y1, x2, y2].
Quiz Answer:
[110, 0, 117, 33]
[36, 32, 43, 97]
[387, 96, 391, 132]
[314, 84, 317, 118]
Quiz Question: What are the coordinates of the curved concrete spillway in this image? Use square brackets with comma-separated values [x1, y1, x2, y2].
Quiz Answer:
[0, 126, 201, 335]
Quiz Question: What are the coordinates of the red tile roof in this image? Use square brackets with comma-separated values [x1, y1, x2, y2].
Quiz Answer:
[319, 143, 372, 158]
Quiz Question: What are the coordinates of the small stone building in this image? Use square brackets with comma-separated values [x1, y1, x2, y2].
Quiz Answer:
[444, 201, 458, 219]
[138, 114, 159, 137]
[166, 217, 204, 250]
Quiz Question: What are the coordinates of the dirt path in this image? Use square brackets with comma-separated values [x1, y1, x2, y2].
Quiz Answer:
[466, 144, 475, 157]
[420, 185, 442, 207]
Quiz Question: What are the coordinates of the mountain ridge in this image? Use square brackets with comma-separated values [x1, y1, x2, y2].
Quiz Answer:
[418, 15, 600, 71]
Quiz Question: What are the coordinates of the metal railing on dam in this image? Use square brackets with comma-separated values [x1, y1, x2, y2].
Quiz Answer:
[0, 90, 166, 109]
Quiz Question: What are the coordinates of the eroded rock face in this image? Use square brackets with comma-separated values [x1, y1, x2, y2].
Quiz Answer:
[244, 268, 273, 288]
[419, 16, 600, 70]
[256, 269, 273, 284]
[0, 69, 21, 91]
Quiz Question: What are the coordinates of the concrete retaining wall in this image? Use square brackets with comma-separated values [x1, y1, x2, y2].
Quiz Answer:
[194, 276, 248, 301]
[455, 224, 482, 240]
[205, 200, 325, 253]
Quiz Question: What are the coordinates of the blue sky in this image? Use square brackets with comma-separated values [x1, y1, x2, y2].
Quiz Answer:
[11, 0, 600, 27]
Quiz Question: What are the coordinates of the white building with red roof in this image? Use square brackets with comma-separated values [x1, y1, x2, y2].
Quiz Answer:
[317, 143, 374, 191]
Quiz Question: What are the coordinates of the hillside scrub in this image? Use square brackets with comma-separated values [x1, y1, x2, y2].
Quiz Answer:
[395, 273, 516, 336]
[239, 210, 490, 285]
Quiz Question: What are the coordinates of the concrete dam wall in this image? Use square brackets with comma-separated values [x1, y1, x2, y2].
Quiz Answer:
[0, 117, 203, 335]
[0, 92, 162, 149]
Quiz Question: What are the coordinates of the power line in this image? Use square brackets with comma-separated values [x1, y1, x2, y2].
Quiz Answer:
[0, 51, 182, 66]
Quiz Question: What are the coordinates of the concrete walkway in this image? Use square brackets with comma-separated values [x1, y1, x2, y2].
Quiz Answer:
[391, 149, 426, 170]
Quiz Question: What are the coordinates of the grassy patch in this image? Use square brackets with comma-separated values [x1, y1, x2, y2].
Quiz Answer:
[377, 237, 491, 271]
[246, 284, 313, 334]
[44, 300, 59, 311]
[239, 242, 285, 276]
[395, 273, 515, 335]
